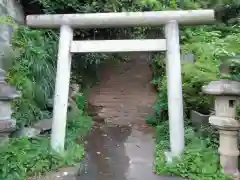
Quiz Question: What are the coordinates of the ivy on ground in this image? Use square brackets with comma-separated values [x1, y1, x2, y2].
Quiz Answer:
[2, 0, 240, 179]
[0, 93, 92, 180]
[148, 1, 240, 180]
[154, 122, 230, 180]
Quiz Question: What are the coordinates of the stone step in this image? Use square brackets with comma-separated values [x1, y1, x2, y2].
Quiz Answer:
[33, 118, 52, 132]
[89, 94, 155, 100]
[91, 85, 152, 90]
[90, 103, 154, 109]
[93, 105, 150, 111]
[97, 110, 150, 118]
[89, 90, 153, 94]
[11, 127, 41, 138]
[11, 119, 53, 139]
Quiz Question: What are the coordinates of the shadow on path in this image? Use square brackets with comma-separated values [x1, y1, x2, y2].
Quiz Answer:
[77, 123, 182, 180]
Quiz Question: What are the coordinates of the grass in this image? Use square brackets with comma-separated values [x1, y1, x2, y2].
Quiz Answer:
[0, 94, 92, 180]
[154, 121, 231, 180]
[0, 20, 93, 179]
[0, 18, 97, 179]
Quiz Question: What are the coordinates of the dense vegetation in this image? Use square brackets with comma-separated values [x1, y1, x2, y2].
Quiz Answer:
[0, 106, 92, 180]
[0, 0, 239, 179]
[0, 18, 93, 179]
[150, 1, 240, 180]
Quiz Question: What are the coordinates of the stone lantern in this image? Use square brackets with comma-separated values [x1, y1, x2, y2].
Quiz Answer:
[202, 63, 240, 178]
[0, 69, 21, 144]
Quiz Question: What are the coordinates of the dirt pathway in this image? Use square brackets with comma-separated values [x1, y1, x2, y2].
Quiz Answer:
[32, 53, 182, 180]
[76, 52, 181, 180]
[87, 52, 156, 126]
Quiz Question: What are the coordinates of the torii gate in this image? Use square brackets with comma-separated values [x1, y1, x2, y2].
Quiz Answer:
[26, 10, 215, 156]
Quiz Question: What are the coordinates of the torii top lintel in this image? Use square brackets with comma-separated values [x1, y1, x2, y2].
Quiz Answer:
[26, 9, 215, 29]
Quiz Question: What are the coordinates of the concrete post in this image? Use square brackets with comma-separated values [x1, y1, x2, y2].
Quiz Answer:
[165, 20, 184, 156]
[51, 25, 73, 153]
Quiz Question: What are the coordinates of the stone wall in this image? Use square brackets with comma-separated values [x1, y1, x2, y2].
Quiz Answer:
[0, 0, 24, 70]
[0, 0, 23, 141]
[0, 0, 24, 23]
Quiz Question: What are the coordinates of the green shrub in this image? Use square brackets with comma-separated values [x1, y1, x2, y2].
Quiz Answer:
[0, 107, 92, 180]
[155, 122, 229, 180]
[184, 31, 240, 112]
[0, 25, 92, 178]
[153, 31, 240, 119]
[2, 0, 239, 179]
[5, 23, 106, 127]
[152, 1, 240, 178]
[6, 25, 58, 127]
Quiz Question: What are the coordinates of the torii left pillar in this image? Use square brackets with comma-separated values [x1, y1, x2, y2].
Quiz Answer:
[51, 25, 73, 152]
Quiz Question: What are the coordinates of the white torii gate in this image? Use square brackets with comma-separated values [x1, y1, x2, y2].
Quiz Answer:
[26, 10, 215, 156]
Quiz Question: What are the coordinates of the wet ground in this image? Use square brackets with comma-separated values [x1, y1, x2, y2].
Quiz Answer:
[33, 122, 182, 180]
[77, 122, 182, 180]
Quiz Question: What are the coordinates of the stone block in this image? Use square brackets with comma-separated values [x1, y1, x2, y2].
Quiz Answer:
[0, 0, 24, 23]
[190, 110, 210, 128]
[0, 24, 13, 43]
[209, 116, 240, 129]
[0, 0, 24, 70]
[0, 4, 7, 15]
[0, 133, 9, 145]
[181, 53, 195, 64]
[0, 69, 6, 76]
[0, 24, 15, 70]
[0, 69, 6, 82]
[11, 127, 41, 138]
[0, 82, 21, 100]
[30, 165, 81, 180]
[202, 79, 240, 96]
[33, 118, 53, 132]
[0, 101, 12, 119]
[218, 129, 239, 178]
[0, 118, 16, 133]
